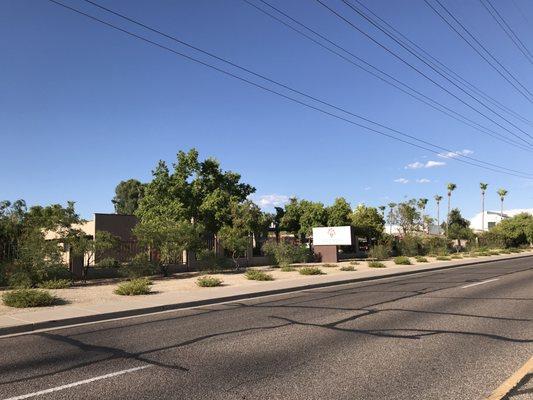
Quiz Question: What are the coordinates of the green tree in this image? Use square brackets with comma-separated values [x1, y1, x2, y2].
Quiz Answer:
[299, 201, 328, 239]
[417, 198, 429, 232]
[497, 188, 508, 219]
[327, 197, 352, 226]
[350, 204, 385, 242]
[446, 183, 457, 236]
[396, 200, 421, 235]
[280, 198, 302, 236]
[491, 212, 532, 247]
[112, 179, 145, 215]
[69, 231, 119, 281]
[479, 183, 488, 232]
[446, 208, 473, 249]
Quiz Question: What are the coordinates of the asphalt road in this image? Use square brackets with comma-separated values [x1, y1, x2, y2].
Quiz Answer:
[0, 257, 532, 400]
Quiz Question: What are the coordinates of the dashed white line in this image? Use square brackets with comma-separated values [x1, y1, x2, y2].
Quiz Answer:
[2, 365, 152, 400]
[461, 278, 500, 289]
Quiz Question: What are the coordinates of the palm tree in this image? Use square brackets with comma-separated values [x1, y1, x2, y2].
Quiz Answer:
[479, 183, 488, 231]
[417, 198, 429, 232]
[387, 202, 396, 234]
[497, 188, 508, 220]
[434, 195, 442, 234]
[446, 183, 457, 235]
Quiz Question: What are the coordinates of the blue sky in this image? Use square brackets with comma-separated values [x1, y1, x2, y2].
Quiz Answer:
[1, 0, 533, 220]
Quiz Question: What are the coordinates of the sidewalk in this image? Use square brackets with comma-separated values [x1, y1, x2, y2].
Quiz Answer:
[1, 251, 532, 336]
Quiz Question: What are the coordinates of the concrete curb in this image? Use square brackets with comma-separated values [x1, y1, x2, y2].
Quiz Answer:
[1, 253, 532, 337]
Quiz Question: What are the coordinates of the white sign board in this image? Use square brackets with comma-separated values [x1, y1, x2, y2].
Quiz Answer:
[312, 226, 352, 246]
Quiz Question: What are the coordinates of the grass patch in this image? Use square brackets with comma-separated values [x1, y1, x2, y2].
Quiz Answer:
[299, 266, 324, 275]
[114, 278, 152, 296]
[340, 265, 356, 271]
[322, 263, 338, 268]
[2, 289, 57, 308]
[37, 279, 72, 289]
[244, 269, 274, 281]
[436, 256, 451, 261]
[196, 276, 223, 287]
[489, 251, 501, 256]
[280, 265, 296, 272]
[415, 256, 428, 263]
[393, 256, 411, 265]
[450, 255, 463, 259]
[368, 261, 386, 268]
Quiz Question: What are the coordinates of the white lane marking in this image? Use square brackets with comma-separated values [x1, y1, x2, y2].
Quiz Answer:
[461, 278, 500, 289]
[2, 365, 152, 400]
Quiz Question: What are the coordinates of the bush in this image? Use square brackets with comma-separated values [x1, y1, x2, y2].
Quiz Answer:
[397, 235, 421, 257]
[38, 279, 72, 289]
[280, 265, 296, 272]
[8, 271, 33, 289]
[394, 256, 411, 265]
[450, 255, 463, 259]
[350, 261, 359, 265]
[2, 289, 57, 308]
[97, 257, 119, 268]
[368, 261, 386, 268]
[114, 278, 152, 295]
[0, 264, 7, 287]
[262, 241, 309, 266]
[196, 276, 223, 287]
[299, 266, 324, 275]
[415, 256, 428, 263]
[197, 249, 233, 273]
[489, 250, 500, 256]
[340, 265, 356, 271]
[422, 236, 450, 255]
[436, 256, 451, 261]
[368, 244, 390, 261]
[322, 263, 337, 268]
[122, 254, 158, 278]
[244, 269, 274, 281]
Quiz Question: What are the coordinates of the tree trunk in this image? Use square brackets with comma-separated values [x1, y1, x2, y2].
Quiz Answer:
[481, 193, 485, 232]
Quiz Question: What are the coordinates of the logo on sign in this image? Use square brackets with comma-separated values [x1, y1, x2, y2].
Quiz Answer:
[328, 228, 336, 238]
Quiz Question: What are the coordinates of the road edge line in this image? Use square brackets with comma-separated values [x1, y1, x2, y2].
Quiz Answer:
[485, 356, 533, 400]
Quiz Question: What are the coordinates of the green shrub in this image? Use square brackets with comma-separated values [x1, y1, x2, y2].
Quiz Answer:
[8, 271, 34, 289]
[280, 265, 296, 272]
[299, 266, 324, 275]
[368, 244, 390, 261]
[97, 257, 119, 268]
[244, 269, 274, 281]
[196, 276, 223, 287]
[122, 254, 158, 278]
[340, 265, 356, 271]
[197, 249, 233, 273]
[489, 250, 500, 256]
[415, 256, 428, 263]
[0, 264, 7, 287]
[322, 263, 337, 268]
[350, 261, 359, 265]
[498, 249, 511, 254]
[450, 255, 463, 259]
[262, 241, 309, 266]
[38, 279, 72, 289]
[398, 235, 422, 257]
[2, 289, 57, 308]
[368, 261, 386, 268]
[508, 248, 521, 253]
[436, 256, 451, 261]
[422, 236, 450, 255]
[114, 278, 152, 295]
[393, 256, 411, 265]
[40, 265, 72, 281]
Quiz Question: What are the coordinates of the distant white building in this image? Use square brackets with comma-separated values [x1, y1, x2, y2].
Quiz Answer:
[469, 209, 533, 232]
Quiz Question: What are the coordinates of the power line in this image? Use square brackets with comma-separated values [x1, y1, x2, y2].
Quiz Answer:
[350, 0, 533, 127]
[426, 0, 533, 101]
[316, 0, 533, 147]
[242, 0, 532, 152]
[45, 0, 533, 179]
[479, 0, 533, 64]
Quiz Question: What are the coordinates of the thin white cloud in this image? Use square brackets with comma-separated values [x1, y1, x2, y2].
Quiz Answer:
[364, 186, 372, 191]
[405, 160, 446, 169]
[416, 178, 431, 183]
[394, 178, 409, 184]
[251, 194, 290, 209]
[425, 160, 446, 168]
[438, 149, 474, 159]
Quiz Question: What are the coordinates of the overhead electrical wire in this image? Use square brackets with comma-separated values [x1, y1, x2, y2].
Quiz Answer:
[425, 0, 533, 101]
[243, 0, 532, 152]
[315, 0, 533, 147]
[45, 0, 533, 179]
[478, 0, 533, 65]
[350, 0, 533, 127]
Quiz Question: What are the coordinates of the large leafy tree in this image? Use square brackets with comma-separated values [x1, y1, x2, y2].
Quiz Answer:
[396, 200, 421, 235]
[280, 198, 302, 236]
[446, 208, 473, 248]
[327, 197, 352, 226]
[491, 213, 533, 247]
[350, 204, 384, 241]
[299, 201, 328, 239]
[112, 179, 145, 215]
